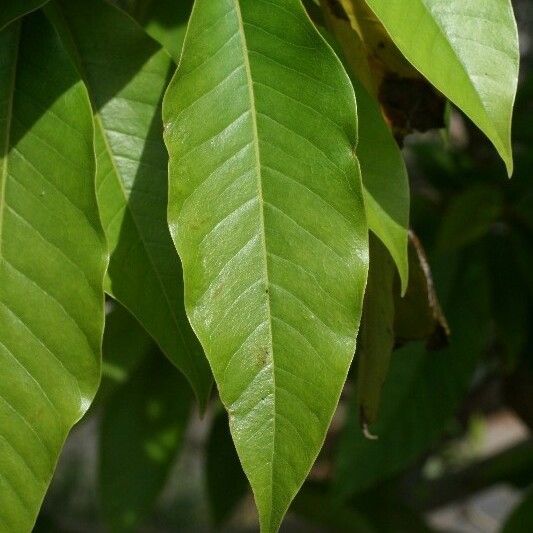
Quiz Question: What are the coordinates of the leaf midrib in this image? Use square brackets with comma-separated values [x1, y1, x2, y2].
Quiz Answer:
[0, 22, 20, 258]
[233, 0, 276, 520]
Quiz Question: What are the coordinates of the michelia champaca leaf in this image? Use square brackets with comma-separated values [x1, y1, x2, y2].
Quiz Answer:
[163, 0, 368, 530]
[353, 76, 409, 292]
[364, 0, 519, 175]
[315, 12, 409, 289]
[48, 0, 212, 407]
[0, 0, 49, 30]
[0, 12, 106, 530]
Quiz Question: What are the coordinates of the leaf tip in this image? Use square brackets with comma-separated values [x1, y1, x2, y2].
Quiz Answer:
[505, 157, 514, 179]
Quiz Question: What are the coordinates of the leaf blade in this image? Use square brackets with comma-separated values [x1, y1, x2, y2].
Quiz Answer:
[363, 0, 519, 175]
[314, 10, 410, 287]
[355, 77, 409, 291]
[0, 13, 106, 529]
[164, 0, 368, 529]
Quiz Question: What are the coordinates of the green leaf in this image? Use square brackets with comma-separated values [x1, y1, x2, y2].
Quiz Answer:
[313, 13, 410, 287]
[99, 351, 191, 532]
[111, 0, 194, 60]
[0, 12, 106, 530]
[163, 0, 368, 530]
[356, 235, 396, 431]
[206, 409, 249, 526]
[355, 75, 409, 293]
[363, 0, 519, 175]
[335, 254, 490, 498]
[48, 0, 212, 407]
[0, 0, 49, 31]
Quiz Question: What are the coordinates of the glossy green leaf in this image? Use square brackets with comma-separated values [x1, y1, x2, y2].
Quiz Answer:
[206, 409, 249, 526]
[111, 0, 194, 60]
[0, 13, 106, 530]
[355, 77, 409, 291]
[356, 235, 396, 431]
[49, 0, 212, 406]
[99, 351, 191, 532]
[163, 0, 368, 530]
[363, 0, 519, 175]
[0, 0, 49, 31]
[335, 255, 490, 498]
